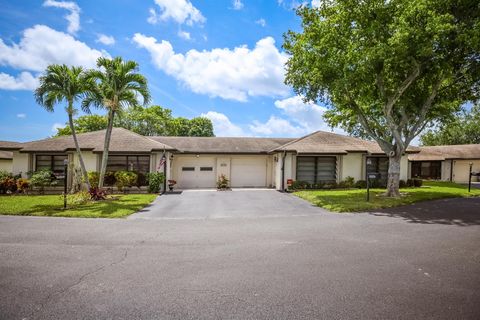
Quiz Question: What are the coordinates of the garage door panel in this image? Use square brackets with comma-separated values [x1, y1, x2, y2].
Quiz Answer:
[176, 157, 216, 189]
[231, 157, 267, 187]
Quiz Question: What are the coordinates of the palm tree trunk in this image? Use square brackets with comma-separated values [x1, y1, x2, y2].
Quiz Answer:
[69, 112, 91, 190]
[98, 109, 115, 188]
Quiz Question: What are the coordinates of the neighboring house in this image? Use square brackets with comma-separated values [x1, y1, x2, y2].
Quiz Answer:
[408, 144, 480, 183]
[0, 128, 419, 191]
[0, 141, 21, 172]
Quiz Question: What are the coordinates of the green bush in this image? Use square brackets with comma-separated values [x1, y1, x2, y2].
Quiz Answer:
[343, 176, 355, 188]
[413, 178, 423, 187]
[88, 171, 100, 187]
[66, 190, 91, 205]
[399, 180, 407, 188]
[355, 180, 367, 188]
[323, 181, 337, 189]
[104, 171, 116, 186]
[114, 171, 138, 191]
[147, 172, 165, 193]
[136, 172, 148, 187]
[290, 180, 309, 190]
[30, 170, 55, 194]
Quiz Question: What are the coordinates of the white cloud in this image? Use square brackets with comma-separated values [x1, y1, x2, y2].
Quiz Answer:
[133, 34, 289, 101]
[0, 72, 39, 91]
[249, 115, 308, 137]
[232, 0, 244, 10]
[274, 96, 328, 132]
[201, 111, 245, 136]
[43, 0, 80, 34]
[147, 0, 205, 26]
[51, 123, 64, 133]
[255, 18, 266, 27]
[177, 30, 191, 40]
[0, 25, 107, 72]
[17, 113, 27, 119]
[96, 34, 115, 45]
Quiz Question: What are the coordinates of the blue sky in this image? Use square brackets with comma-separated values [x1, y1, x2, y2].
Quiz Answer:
[0, 0, 338, 142]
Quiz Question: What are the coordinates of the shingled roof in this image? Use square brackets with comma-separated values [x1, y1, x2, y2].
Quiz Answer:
[271, 131, 386, 154]
[0, 140, 22, 151]
[14, 128, 175, 153]
[0, 151, 13, 160]
[408, 144, 480, 161]
[151, 136, 294, 153]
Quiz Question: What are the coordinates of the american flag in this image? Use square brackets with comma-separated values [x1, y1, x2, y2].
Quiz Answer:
[157, 153, 166, 171]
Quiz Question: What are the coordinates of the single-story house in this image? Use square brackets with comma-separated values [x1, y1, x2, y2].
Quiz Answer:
[0, 140, 20, 173]
[408, 144, 480, 182]
[1, 128, 422, 191]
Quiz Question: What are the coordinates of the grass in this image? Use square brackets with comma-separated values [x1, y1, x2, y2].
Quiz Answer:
[294, 181, 480, 212]
[0, 194, 157, 218]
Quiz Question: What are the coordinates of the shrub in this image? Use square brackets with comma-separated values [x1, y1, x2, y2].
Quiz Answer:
[67, 190, 91, 205]
[114, 171, 138, 191]
[290, 180, 307, 190]
[413, 178, 423, 187]
[399, 180, 407, 188]
[323, 181, 337, 189]
[355, 180, 367, 188]
[406, 179, 414, 187]
[0, 175, 17, 194]
[89, 187, 107, 201]
[147, 172, 165, 193]
[104, 171, 116, 186]
[16, 178, 30, 193]
[343, 176, 355, 188]
[88, 171, 100, 187]
[30, 170, 54, 194]
[217, 174, 230, 189]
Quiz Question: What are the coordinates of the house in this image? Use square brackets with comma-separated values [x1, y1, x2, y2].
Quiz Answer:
[408, 144, 480, 182]
[0, 141, 20, 173]
[0, 128, 420, 191]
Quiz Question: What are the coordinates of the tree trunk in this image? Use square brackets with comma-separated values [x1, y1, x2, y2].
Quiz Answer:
[98, 109, 115, 188]
[68, 112, 91, 191]
[386, 154, 402, 197]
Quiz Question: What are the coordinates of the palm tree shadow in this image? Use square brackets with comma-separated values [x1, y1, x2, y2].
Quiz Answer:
[368, 197, 480, 226]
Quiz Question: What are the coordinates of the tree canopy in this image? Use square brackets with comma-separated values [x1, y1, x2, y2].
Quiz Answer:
[283, 0, 480, 196]
[54, 105, 215, 137]
[420, 104, 480, 145]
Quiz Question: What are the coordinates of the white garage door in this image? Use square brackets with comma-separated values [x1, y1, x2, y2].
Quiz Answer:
[453, 160, 480, 183]
[231, 157, 267, 187]
[176, 157, 216, 189]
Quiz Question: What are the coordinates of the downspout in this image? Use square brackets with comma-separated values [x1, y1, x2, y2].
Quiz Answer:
[450, 159, 453, 182]
[162, 152, 167, 194]
[281, 150, 287, 192]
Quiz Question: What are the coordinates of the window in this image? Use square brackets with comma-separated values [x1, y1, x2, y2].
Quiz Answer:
[182, 167, 195, 171]
[411, 161, 441, 179]
[366, 157, 389, 187]
[200, 167, 213, 171]
[35, 154, 68, 184]
[296, 156, 336, 184]
[106, 155, 150, 174]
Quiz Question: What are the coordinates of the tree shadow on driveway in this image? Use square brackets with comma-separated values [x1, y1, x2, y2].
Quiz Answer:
[368, 197, 480, 226]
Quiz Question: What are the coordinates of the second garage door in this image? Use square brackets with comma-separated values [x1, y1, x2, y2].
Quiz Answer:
[230, 157, 267, 187]
[176, 157, 216, 189]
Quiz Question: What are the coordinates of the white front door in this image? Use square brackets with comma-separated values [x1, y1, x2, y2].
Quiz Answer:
[230, 156, 267, 187]
[176, 156, 216, 189]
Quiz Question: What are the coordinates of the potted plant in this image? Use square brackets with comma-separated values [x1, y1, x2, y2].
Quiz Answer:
[216, 174, 230, 191]
[168, 179, 176, 191]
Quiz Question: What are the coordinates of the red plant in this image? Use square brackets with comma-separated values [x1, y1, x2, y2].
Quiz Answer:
[89, 187, 107, 201]
[168, 180, 176, 185]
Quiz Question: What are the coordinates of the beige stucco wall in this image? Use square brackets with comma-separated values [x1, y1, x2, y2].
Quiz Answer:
[0, 159, 12, 172]
[340, 153, 364, 181]
[452, 160, 480, 183]
[12, 151, 30, 178]
[72, 151, 97, 172]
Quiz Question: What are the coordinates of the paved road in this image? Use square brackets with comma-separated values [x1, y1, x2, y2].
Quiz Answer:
[0, 196, 479, 319]
[129, 189, 328, 220]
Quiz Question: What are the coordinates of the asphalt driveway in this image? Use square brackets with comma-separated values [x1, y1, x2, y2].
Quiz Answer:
[1, 197, 479, 319]
[129, 189, 327, 219]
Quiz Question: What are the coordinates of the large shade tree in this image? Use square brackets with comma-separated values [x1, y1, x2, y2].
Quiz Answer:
[83, 57, 151, 188]
[34, 64, 92, 190]
[284, 0, 480, 196]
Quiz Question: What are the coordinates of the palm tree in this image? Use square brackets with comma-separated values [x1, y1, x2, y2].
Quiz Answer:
[34, 64, 92, 190]
[83, 57, 151, 188]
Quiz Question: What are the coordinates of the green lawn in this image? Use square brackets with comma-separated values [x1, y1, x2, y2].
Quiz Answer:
[0, 194, 157, 218]
[294, 181, 480, 212]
